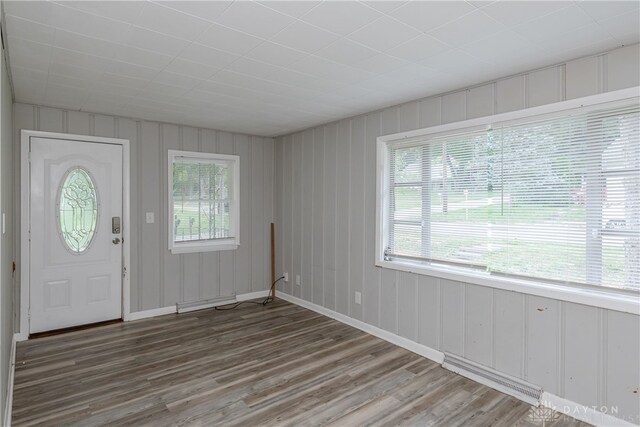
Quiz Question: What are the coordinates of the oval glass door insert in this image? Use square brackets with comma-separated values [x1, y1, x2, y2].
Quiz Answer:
[58, 167, 99, 254]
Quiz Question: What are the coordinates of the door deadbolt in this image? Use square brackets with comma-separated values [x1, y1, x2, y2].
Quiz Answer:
[112, 216, 121, 234]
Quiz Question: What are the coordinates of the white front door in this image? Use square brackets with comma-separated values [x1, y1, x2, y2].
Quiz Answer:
[29, 137, 123, 333]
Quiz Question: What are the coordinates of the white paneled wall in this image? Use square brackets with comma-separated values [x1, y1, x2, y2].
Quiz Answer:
[1, 41, 14, 424]
[275, 45, 640, 421]
[13, 104, 275, 319]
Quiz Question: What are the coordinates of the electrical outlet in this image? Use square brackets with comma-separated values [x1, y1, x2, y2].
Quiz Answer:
[146, 212, 155, 224]
[283, 272, 289, 282]
[295, 275, 300, 286]
[354, 291, 362, 305]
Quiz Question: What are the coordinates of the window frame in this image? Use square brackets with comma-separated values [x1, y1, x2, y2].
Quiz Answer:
[376, 87, 640, 315]
[167, 149, 240, 254]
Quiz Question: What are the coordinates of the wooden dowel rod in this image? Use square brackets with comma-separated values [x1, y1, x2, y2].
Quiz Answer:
[270, 222, 276, 299]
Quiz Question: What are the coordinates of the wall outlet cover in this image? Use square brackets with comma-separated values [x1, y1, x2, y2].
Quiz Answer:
[146, 212, 155, 224]
[296, 275, 301, 286]
[355, 291, 362, 305]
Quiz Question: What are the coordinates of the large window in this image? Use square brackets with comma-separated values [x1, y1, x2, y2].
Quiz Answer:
[168, 150, 239, 254]
[377, 93, 639, 298]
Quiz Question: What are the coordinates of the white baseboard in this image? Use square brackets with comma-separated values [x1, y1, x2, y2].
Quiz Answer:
[125, 290, 271, 321]
[236, 290, 269, 301]
[541, 392, 639, 427]
[125, 306, 176, 321]
[277, 292, 445, 364]
[4, 334, 17, 427]
[13, 333, 27, 343]
[277, 292, 637, 427]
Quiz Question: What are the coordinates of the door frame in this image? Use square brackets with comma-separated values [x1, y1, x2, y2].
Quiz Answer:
[19, 130, 131, 339]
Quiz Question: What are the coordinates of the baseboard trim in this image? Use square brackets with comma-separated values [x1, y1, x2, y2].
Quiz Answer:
[4, 334, 17, 427]
[236, 290, 269, 301]
[13, 333, 27, 343]
[277, 292, 637, 427]
[541, 392, 638, 427]
[125, 306, 176, 321]
[125, 291, 272, 321]
[277, 292, 445, 364]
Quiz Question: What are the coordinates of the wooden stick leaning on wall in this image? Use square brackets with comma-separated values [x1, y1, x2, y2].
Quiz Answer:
[271, 222, 276, 299]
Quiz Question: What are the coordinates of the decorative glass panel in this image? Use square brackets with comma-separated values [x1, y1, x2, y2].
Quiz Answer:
[58, 167, 99, 254]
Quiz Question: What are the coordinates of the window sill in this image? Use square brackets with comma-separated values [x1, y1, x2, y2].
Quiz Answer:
[170, 240, 239, 254]
[375, 259, 640, 315]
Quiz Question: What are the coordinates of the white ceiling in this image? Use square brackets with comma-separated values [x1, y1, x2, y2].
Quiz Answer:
[3, 1, 639, 137]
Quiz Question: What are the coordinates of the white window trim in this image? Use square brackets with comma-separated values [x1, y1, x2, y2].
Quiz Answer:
[167, 150, 240, 254]
[376, 87, 640, 315]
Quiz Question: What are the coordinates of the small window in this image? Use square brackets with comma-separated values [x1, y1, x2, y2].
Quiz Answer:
[168, 150, 240, 254]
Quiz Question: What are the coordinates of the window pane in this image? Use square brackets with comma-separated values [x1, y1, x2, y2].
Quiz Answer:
[58, 167, 98, 254]
[429, 132, 493, 265]
[393, 186, 421, 221]
[384, 102, 640, 291]
[173, 159, 232, 242]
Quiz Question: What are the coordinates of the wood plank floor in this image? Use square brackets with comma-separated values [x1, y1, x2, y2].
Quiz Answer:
[13, 299, 588, 426]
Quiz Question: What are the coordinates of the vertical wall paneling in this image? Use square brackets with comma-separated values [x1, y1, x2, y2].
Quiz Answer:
[274, 133, 284, 294]
[37, 107, 63, 132]
[563, 303, 600, 407]
[441, 91, 466, 124]
[67, 111, 91, 136]
[235, 134, 251, 295]
[526, 296, 559, 394]
[12, 104, 34, 332]
[323, 124, 337, 310]
[217, 132, 236, 297]
[379, 268, 398, 334]
[496, 76, 525, 114]
[398, 101, 419, 132]
[312, 128, 324, 305]
[441, 280, 464, 356]
[607, 44, 640, 91]
[116, 118, 139, 310]
[466, 84, 494, 119]
[140, 121, 161, 309]
[335, 120, 350, 315]
[493, 289, 524, 378]
[606, 311, 640, 419]
[301, 131, 313, 301]
[363, 112, 381, 327]
[94, 114, 115, 138]
[162, 124, 181, 305]
[1, 49, 13, 423]
[379, 107, 398, 332]
[348, 116, 365, 321]
[181, 127, 200, 303]
[251, 136, 264, 293]
[527, 67, 562, 108]
[464, 285, 493, 367]
[291, 133, 302, 298]
[263, 137, 275, 294]
[397, 272, 417, 341]
[416, 275, 440, 349]
[282, 135, 292, 295]
[565, 56, 601, 99]
[418, 97, 441, 128]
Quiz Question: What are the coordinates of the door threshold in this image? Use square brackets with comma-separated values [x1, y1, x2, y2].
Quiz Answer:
[29, 318, 123, 339]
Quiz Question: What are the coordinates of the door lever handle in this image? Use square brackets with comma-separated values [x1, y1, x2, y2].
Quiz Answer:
[112, 238, 121, 244]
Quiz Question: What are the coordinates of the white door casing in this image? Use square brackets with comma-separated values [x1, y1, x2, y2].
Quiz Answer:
[20, 131, 130, 336]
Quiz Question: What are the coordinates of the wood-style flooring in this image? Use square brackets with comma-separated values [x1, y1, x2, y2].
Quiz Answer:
[12, 299, 587, 426]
